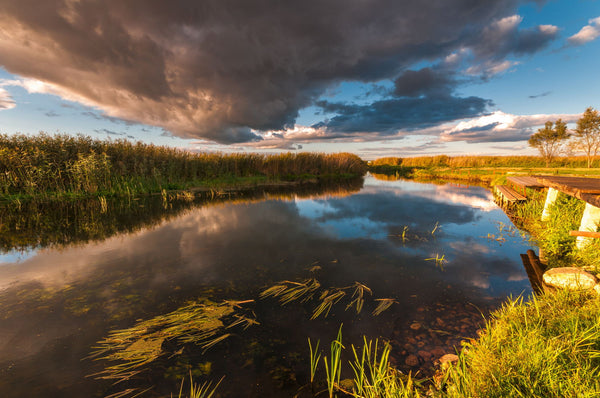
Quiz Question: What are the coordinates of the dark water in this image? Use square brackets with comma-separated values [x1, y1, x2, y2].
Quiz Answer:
[0, 176, 535, 397]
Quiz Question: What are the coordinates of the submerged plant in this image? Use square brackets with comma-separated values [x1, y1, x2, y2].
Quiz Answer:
[90, 300, 256, 395]
[372, 298, 398, 316]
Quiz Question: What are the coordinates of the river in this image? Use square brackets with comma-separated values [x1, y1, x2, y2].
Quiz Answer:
[0, 175, 535, 397]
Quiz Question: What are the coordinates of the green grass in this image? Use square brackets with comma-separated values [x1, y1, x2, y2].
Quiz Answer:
[511, 188, 600, 270]
[0, 132, 367, 201]
[442, 290, 600, 398]
[314, 327, 423, 398]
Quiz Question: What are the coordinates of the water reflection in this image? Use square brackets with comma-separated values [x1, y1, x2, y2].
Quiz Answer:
[0, 176, 534, 397]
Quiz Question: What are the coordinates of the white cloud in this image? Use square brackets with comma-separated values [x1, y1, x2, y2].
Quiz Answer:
[0, 87, 15, 110]
[539, 24, 559, 35]
[568, 16, 600, 45]
[465, 60, 519, 76]
[438, 111, 581, 143]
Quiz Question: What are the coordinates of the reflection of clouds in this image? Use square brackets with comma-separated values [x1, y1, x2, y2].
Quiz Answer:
[0, 178, 533, 372]
[449, 241, 491, 254]
[0, 249, 37, 266]
[0, 238, 128, 290]
[507, 273, 528, 282]
[302, 189, 478, 241]
[363, 178, 496, 211]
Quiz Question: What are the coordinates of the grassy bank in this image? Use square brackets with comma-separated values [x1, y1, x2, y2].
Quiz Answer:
[313, 289, 600, 398]
[0, 133, 367, 201]
[369, 155, 600, 185]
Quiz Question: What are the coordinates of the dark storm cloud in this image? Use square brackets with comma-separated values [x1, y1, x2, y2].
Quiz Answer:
[469, 15, 558, 61]
[393, 68, 457, 98]
[0, 0, 554, 143]
[313, 96, 492, 134]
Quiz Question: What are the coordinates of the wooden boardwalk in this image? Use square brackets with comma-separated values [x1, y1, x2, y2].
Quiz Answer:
[534, 175, 600, 207]
[494, 185, 526, 204]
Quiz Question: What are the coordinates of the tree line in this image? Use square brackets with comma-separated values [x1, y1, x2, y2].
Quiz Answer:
[529, 107, 600, 167]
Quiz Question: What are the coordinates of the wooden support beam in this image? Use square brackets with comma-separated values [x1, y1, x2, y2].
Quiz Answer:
[569, 230, 600, 238]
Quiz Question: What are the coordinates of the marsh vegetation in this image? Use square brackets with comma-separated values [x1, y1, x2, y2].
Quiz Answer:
[0, 133, 366, 201]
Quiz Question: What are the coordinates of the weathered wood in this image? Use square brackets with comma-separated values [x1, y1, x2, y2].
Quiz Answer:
[569, 230, 600, 238]
[534, 176, 600, 207]
[495, 185, 526, 203]
[520, 250, 545, 294]
[507, 176, 545, 189]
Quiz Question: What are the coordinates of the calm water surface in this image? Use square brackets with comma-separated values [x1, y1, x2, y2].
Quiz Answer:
[0, 176, 535, 397]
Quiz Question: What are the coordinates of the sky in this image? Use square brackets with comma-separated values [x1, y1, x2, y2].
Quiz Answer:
[0, 0, 599, 159]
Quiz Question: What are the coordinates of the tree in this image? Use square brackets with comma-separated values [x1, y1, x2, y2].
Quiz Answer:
[572, 107, 600, 168]
[528, 119, 570, 166]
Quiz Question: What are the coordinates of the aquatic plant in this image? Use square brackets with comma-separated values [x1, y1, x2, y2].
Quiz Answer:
[315, 328, 423, 398]
[261, 277, 394, 319]
[372, 298, 398, 316]
[425, 253, 447, 269]
[90, 300, 256, 393]
[324, 325, 344, 398]
[175, 373, 224, 398]
[308, 338, 321, 386]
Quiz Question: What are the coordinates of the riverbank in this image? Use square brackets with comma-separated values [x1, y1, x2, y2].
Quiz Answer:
[347, 165, 600, 397]
[0, 133, 367, 202]
[436, 187, 600, 397]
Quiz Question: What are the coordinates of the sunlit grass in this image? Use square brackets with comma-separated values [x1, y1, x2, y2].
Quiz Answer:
[0, 132, 367, 200]
[442, 290, 600, 398]
[313, 327, 423, 398]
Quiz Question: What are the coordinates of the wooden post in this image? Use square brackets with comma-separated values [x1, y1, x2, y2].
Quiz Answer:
[576, 203, 600, 249]
[541, 187, 559, 221]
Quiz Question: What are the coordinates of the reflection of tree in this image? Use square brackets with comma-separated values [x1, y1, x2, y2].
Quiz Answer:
[0, 178, 363, 252]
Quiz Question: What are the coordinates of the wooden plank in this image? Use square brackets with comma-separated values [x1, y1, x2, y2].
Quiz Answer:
[495, 185, 526, 202]
[569, 230, 600, 238]
[534, 175, 600, 208]
[534, 176, 600, 194]
[507, 176, 545, 188]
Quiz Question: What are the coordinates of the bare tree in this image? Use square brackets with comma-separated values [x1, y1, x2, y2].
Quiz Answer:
[571, 107, 600, 168]
[528, 119, 570, 166]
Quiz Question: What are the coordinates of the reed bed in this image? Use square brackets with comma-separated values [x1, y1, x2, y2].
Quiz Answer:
[0, 133, 367, 200]
[370, 155, 600, 169]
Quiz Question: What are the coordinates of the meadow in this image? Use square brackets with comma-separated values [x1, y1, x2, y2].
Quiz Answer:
[0, 133, 367, 201]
